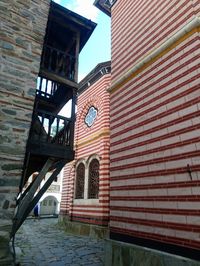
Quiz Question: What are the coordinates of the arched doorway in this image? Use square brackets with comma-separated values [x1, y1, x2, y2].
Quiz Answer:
[40, 196, 58, 216]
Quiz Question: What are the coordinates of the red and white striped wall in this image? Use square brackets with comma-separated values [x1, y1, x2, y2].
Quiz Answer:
[109, 0, 200, 254]
[61, 72, 111, 226]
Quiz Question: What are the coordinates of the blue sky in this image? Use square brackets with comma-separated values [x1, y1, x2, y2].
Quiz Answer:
[53, 0, 111, 81]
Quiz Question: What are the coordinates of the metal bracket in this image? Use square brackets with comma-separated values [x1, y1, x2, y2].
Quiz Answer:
[187, 164, 193, 180]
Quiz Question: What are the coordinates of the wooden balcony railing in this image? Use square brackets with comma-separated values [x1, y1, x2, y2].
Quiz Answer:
[41, 45, 76, 81]
[36, 76, 59, 99]
[30, 109, 73, 148]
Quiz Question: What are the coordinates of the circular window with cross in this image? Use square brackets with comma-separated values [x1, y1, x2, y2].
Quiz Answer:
[84, 106, 98, 127]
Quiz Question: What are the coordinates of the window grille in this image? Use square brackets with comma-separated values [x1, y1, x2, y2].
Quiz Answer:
[85, 106, 98, 127]
[75, 163, 85, 199]
[88, 159, 99, 199]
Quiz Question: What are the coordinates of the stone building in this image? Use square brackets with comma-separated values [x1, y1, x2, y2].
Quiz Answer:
[60, 61, 111, 237]
[94, 0, 200, 265]
[0, 1, 50, 264]
[0, 1, 96, 265]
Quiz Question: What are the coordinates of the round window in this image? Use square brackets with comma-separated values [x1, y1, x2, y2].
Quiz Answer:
[84, 106, 98, 127]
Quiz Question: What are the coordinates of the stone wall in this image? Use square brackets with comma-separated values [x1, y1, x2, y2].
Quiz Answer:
[59, 216, 109, 239]
[0, 0, 50, 264]
[105, 240, 200, 266]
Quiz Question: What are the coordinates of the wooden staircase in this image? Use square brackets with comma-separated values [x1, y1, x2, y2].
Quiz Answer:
[11, 1, 96, 237]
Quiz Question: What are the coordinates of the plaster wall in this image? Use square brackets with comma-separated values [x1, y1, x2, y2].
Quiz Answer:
[61, 73, 111, 226]
[110, 0, 200, 258]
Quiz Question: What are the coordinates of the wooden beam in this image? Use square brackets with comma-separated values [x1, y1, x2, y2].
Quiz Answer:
[27, 141, 74, 159]
[74, 32, 80, 83]
[40, 69, 78, 89]
[29, 160, 66, 211]
[11, 158, 54, 237]
[11, 160, 66, 237]
[16, 178, 35, 206]
[70, 90, 76, 149]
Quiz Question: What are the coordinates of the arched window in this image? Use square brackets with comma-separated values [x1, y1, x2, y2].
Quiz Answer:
[88, 159, 99, 199]
[75, 163, 85, 199]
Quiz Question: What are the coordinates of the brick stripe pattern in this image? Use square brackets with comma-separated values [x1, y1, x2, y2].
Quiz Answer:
[110, 0, 200, 251]
[111, 0, 200, 82]
[61, 73, 111, 226]
[60, 162, 75, 218]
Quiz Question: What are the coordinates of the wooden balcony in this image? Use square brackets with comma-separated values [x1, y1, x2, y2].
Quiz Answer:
[35, 75, 76, 114]
[40, 45, 76, 82]
[27, 109, 74, 160]
[36, 76, 59, 99]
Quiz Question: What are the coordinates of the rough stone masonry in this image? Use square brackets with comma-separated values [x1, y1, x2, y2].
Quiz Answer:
[0, 0, 50, 264]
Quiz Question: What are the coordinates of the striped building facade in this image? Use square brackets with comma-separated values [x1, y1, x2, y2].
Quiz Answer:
[61, 62, 111, 228]
[108, 0, 200, 260]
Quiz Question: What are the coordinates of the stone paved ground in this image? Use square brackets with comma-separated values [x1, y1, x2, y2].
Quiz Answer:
[15, 218, 105, 266]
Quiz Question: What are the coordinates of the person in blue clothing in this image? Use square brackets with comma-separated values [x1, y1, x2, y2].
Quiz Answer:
[33, 203, 40, 219]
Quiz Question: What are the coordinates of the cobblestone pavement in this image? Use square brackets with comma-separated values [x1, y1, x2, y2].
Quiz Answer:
[15, 218, 105, 266]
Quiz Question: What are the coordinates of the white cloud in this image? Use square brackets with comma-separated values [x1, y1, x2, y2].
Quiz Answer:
[64, 0, 99, 22]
